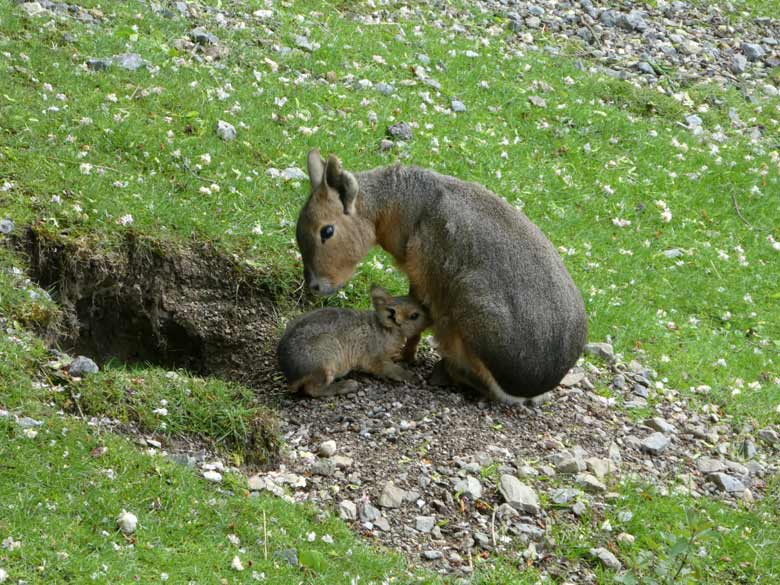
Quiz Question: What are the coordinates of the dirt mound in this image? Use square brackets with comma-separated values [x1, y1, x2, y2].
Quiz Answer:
[21, 226, 280, 388]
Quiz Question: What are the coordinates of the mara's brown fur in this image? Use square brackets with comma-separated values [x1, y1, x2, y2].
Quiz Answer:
[295, 150, 588, 402]
[276, 286, 429, 397]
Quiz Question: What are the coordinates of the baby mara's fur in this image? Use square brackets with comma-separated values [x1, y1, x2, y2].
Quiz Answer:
[295, 149, 588, 403]
[277, 286, 430, 397]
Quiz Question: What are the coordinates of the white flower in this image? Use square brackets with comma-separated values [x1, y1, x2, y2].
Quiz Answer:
[152, 407, 168, 416]
[199, 186, 211, 195]
[117, 510, 138, 534]
[0, 180, 14, 192]
[602, 184, 614, 195]
[105, 93, 118, 103]
[23, 428, 38, 438]
[321, 534, 334, 544]
[161, 573, 169, 582]
[661, 209, 672, 223]
[231, 556, 244, 571]
[0, 568, 7, 582]
[117, 214, 134, 226]
[80, 163, 93, 175]
[227, 534, 241, 546]
[200, 153, 211, 165]
[307, 531, 316, 542]
[252, 224, 264, 235]
[612, 218, 631, 228]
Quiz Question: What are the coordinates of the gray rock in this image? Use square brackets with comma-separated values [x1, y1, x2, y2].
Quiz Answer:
[359, 502, 381, 522]
[374, 517, 390, 531]
[577, 27, 594, 44]
[0, 218, 15, 235]
[641, 432, 671, 455]
[451, 99, 467, 113]
[590, 547, 622, 570]
[730, 54, 748, 74]
[637, 61, 656, 75]
[375, 82, 394, 95]
[415, 516, 436, 533]
[739, 439, 758, 459]
[387, 122, 412, 141]
[618, 11, 648, 32]
[741, 43, 765, 62]
[294, 35, 319, 52]
[527, 5, 545, 17]
[663, 248, 683, 259]
[585, 457, 612, 480]
[417, 53, 431, 65]
[310, 459, 335, 476]
[685, 114, 703, 128]
[422, 550, 443, 560]
[550, 488, 581, 505]
[496, 503, 519, 521]
[647, 417, 675, 434]
[19, 2, 47, 17]
[190, 28, 218, 45]
[758, 428, 779, 445]
[551, 450, 586, 474]
[317, 440, 337, 458]
[17, 416, 42, 429]
[332, 455, 353, 469]
[512, 523, 545, 542]
[528, 95, 547, 108]
[725, 460, 749, 477]
[273, 548, 299, 567]
[696, 457, 724, 474]
[216, 120, 236, 141]
[338, 500, 357, 521]
[576, 472, 607, 493]
[498, 475, 540, 515]
[114, 53, 146, 71]
[584, 342, 614, 361]
[599, 10, 618, 28]
[68, 356, 99, 377]
[526, 16, 541, 29]
[708, 472, 746, 493]
[87, 58, 112, 71]
[379, 139, 394, 151]
[572, 500, 588, 516]
[454, 476, 482, 500]
[379, 482, 406, 508]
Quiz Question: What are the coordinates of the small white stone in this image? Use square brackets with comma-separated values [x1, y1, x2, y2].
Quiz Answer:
[116, 510, 138, 534]
[203, 470, 223, 483]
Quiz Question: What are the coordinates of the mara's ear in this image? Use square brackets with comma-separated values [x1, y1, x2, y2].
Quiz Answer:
[307, 149, 326, 191]
[370, 286, 391, 311]
[324, 154, 359, 215]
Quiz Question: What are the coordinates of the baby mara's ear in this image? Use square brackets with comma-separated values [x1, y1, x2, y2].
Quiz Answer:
[371, 286, 397, 328]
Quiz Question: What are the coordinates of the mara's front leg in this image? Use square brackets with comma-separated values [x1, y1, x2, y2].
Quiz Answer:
[366, 359, 415, 383]
[401, 282, 427, 364]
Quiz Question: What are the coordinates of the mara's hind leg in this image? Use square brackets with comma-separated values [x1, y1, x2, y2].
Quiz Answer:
[436, 331, 535, 405]
[290, 369, 360, 398]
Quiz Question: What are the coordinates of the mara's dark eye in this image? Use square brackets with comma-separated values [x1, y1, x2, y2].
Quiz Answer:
[409, 312, 420, 321]
[320, 225, 335, 243]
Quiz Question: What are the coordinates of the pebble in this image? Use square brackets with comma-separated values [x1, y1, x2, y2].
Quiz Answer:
[310, 459, 335, 477]
[0, 218, 14, 234]
[498, 475, 540, 515]
[16, 416, 42, 429]
[758, 428, 778, 445]
[216, 120, 236, 141]
[708, 472, 746, 493]
[114, 53, 146, 71]
[617, 532, 635, 545]
[273, 548, 299, 567]
[576, 472, 607, 493]
[379, 482, 406, 508]
[87, 58, 113, 71]
[696, 457, 724, 474]
[550, 488, 581, 505]
[528, 95, 547, 108]
[551, 450, 586, 474]
[641, 432, 671, 455]
[19, 2, 47, 17]
[68, 356, 99, 377]
[730, 54, 748, 74]
[359, 502, 381, 523]
[590, 547, 622, 570]
[202, 470, 222, 483]
[338, 500, 357, 521]
[387, 122, 412, 141]
[584, 342, 614, 361]
[453, 476, 482, 500]
[190, 28, 219, 45]
[585, 457, 612, 480]
[646, 417, 675, 434]
[317, 440, 337, 458]
[741, 42, 765, 62]
[451, 99, 467, 113]
[415, 516, 436, 533]
[375, 82, 394, 95]
[422, 550, 443, 560]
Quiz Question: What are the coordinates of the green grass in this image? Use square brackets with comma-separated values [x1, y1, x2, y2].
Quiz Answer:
[1, 0, 780, 582]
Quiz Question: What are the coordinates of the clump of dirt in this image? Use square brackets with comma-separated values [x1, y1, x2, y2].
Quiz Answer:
[21, 226, 281, 387]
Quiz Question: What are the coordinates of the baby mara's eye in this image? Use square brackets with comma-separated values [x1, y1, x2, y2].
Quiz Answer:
[409, 312, 420, 321]
[320, 225, 334, 243]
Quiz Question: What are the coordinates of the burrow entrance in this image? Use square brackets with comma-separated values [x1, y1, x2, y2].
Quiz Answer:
[21, 227, 284, 389]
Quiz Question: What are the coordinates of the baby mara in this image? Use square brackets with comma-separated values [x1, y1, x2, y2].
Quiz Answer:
[277, 286, 430, 397]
